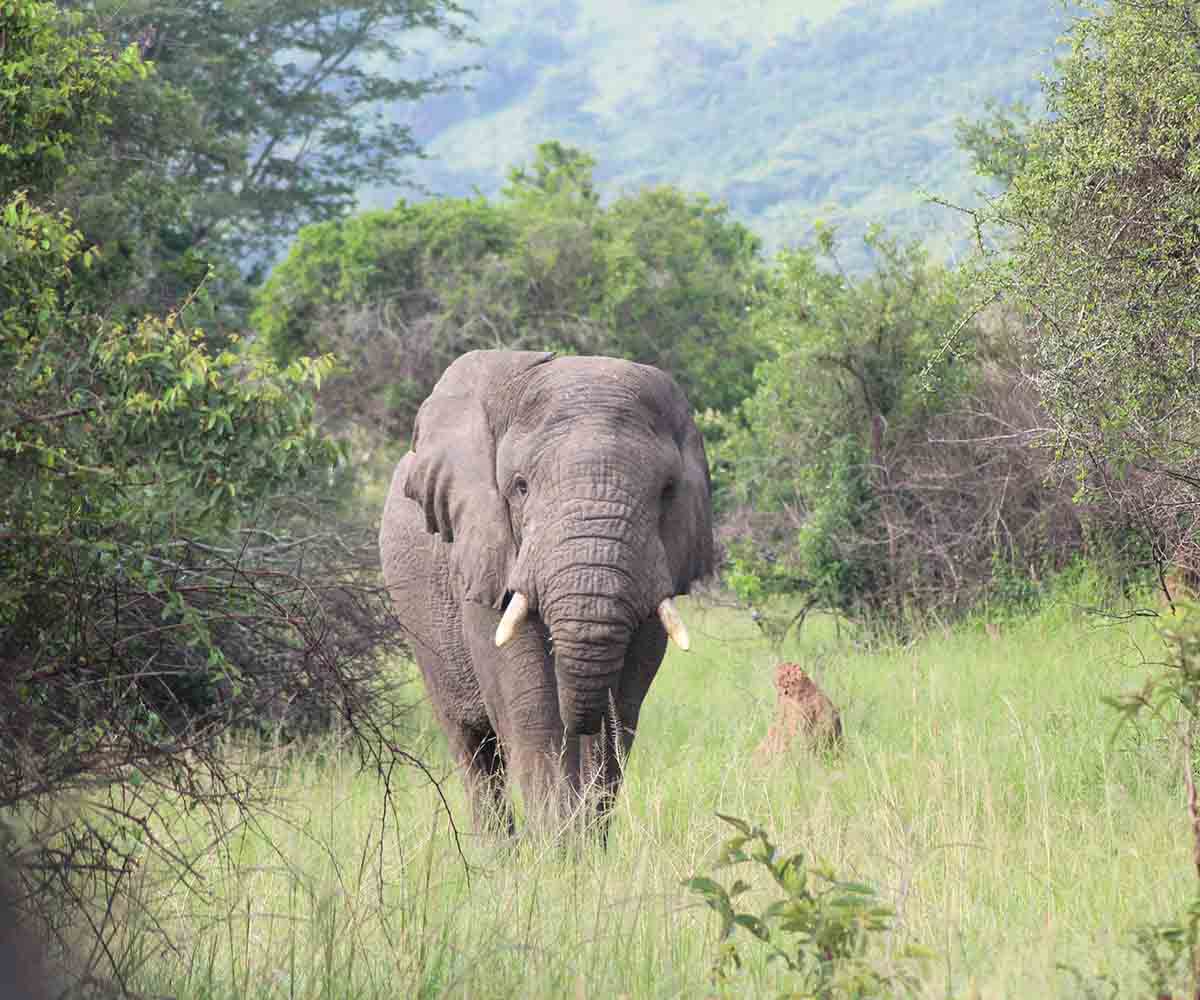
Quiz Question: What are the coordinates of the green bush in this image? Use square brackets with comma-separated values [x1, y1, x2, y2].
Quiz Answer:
[685, 814, 930, 998]
[969, 0, 1200, 588]
[0, 7, 412, 983]
[718, 228, 987, 624]
[253, 141, 765, 439]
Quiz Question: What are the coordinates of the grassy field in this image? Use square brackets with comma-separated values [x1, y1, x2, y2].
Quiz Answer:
[119, 578, 1192, 998]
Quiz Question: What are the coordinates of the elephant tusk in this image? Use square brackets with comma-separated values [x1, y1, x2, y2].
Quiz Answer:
[495, 592, 530, 648]
[657, 598, 691, 652]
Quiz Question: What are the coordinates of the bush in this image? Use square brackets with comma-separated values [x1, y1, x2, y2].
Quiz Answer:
[685, 814, 930, 998]
[0, 4, 430, 990]
[717, 229, 1092, 627]
[969, 0, 1200, 589]
[253, 141, 765, 441]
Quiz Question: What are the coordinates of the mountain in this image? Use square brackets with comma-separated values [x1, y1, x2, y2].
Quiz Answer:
[373, 0, 1070, 265]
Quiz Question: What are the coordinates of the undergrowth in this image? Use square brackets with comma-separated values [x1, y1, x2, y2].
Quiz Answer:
[25, 574, 1196, 998]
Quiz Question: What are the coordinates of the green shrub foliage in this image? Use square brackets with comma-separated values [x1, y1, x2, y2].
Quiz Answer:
[253, 141, 765, 437]
[0, 0, 146, 197]
[685, 814, 929, 998]
[713, 226, 1103, 626]
[0, 3, 411, 982]
[972, 0, 1200, 581]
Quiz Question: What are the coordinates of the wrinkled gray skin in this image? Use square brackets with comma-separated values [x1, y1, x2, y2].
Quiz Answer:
[380, 350, 714, 835]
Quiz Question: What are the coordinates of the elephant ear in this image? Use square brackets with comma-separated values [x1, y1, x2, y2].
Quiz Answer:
[403, 350, 554, 607]
[671, 417, 716, 593]
[646, 367, 715, 594]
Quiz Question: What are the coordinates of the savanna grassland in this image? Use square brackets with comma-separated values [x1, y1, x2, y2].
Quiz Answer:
[121, 582, 1190, 999]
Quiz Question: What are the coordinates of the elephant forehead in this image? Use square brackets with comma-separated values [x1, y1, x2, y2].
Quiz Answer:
[516, 359, 672, 426]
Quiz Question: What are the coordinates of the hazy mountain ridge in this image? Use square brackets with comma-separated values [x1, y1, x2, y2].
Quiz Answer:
[378, 0, 1070, 262]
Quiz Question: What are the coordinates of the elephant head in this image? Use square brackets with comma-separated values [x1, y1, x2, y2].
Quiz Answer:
[402, 349, 713, 737]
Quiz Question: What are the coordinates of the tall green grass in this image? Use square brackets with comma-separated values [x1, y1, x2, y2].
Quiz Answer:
[120, 578, 1190, 998]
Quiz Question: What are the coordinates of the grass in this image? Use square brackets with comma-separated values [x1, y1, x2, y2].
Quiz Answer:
[117, 580, 1192, 998]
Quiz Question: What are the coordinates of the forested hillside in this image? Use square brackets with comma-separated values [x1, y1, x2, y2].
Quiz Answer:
[382, 0, 1069, 261]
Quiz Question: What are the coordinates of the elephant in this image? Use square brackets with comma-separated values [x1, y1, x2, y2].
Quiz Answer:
[379, 349, 714, 836]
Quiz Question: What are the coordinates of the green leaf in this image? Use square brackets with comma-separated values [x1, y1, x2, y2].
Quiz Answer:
[683, 876, 728, 901]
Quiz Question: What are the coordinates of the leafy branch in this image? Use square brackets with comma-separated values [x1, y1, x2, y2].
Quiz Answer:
[684, 813, 930, 998]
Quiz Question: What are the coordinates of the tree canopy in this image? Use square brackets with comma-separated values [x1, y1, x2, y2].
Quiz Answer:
[970, 0, 1200, 581]
[254, 141, 765, 440]
[38, 0, 473, 329]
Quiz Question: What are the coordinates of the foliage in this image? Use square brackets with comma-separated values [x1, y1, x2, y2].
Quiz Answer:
[599, 183, 765, 413]
[970, 0, 1200, 586]
[1127, 901, 1200, 1000]
[70, 0, 473, 259]
[0, 0, 146, 198]
[955, 99, 1037, 188]
[685, 814, 928, 998]
[253, 194, 518, 439]
[717, 225, 1119, 627]
[0, 0, 220, 324]
[254, 141, 765, 438]
[0, 8, 418, 987]
[0, 197, 411, 985]
[28, 0, 473, 331]
[1, 202, 339, 536]
[718, 230, 973, 620]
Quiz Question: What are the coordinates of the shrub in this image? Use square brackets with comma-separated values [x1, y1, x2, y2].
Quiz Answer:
[685, 814, 930, 998]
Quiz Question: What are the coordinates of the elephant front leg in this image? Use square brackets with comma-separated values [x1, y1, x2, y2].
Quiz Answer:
[580, 709, 636, 841]
[583, 620, 669, 841]
[446, 724, 514, 836]
[508, 730, 582, 833]
[461, 602, 581, 833]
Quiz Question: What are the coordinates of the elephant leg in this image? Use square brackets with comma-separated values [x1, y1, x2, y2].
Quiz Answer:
[445, 723, 514, 836]
[585, 620, 669, 840]
[580, 712, 633, 839]
[383, 494, 512, 832]
[460, 602, 580, 832]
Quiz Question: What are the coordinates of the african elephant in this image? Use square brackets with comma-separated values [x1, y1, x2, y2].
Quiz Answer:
[379, 350, 714, 835]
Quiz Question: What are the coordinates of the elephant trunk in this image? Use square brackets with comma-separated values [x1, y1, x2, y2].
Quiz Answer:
[529, 466, 674, 736]
[553, 642, 628, 736]
[543, 584, 636, 737]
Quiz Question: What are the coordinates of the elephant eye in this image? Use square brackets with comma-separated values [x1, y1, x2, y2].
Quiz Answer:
[513, 476, 529, 498]
[661, 480, 677, 503]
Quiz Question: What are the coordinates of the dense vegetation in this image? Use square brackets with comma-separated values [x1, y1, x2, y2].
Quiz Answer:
[968, 0, 1200, 592]
[711, 231, 1089, 624]
[0, 0, 463, 989]
[255, 141, 764, 440]
[3, 0, 1200, 994]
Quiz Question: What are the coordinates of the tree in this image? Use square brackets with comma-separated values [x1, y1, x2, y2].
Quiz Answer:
[955, 99, 1036, 188]
[503, 139, 600, 206]
[1, 5, 412, 986]
[48, 0, 474, 325]
[254, 141, 764, 441]
[600, 184, 764, 414]
[970, 0, 1200, 586]
[0, 0, 146, 199]
[253, 195, 523, 441]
